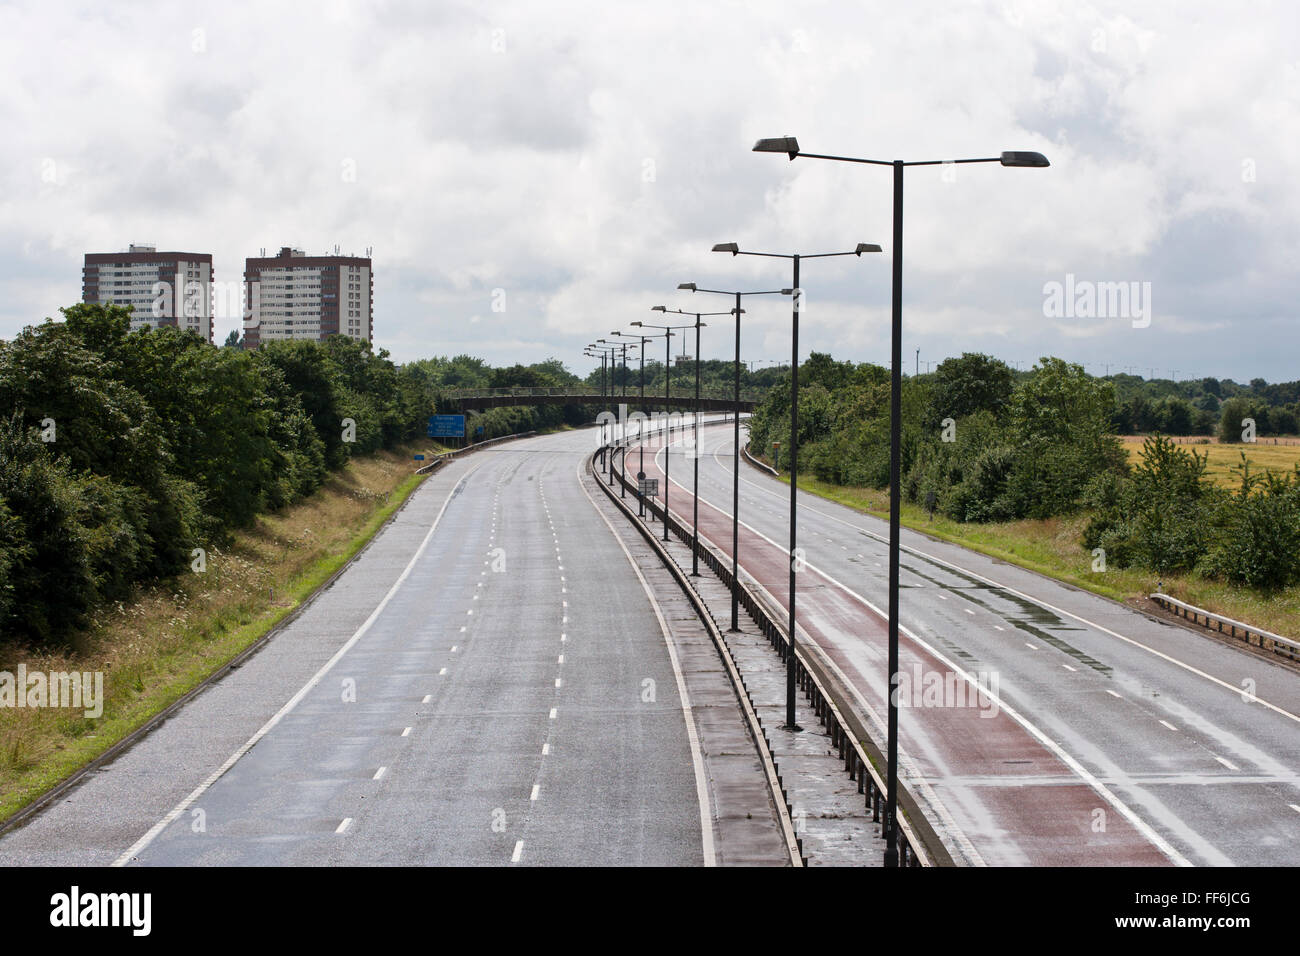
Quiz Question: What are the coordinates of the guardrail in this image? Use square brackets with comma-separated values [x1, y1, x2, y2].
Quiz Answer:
[742, 442, 779, 477]
[1150, 592, 1300, 663]
[597, 434, 937, 867]
[415, 430, 538, 474]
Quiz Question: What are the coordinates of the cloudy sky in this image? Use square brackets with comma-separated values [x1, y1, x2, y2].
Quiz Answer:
[3, 0, 1297, 382]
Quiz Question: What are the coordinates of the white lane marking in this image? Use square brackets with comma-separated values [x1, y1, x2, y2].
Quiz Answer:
[706, 436, 1300, 725]
[511, 840, 523, 863]
[560, 633, 566, 642]
[402, 727, 412, 737]
[112, 463, 480, 867]
[1160, 720, 1179, 731]
[467, 609, 474, 615]
[549, 708, 557, 719]
[938, 594, 948, 600]
[1215, 756, 1239, 771]
[422, 695, 432, 703]
[530, 785, 540, 801]
[993, 625, 1005, 631]
[670, 461, 1193, 867]
[439, 668, 447, 675]
[1289, 804, 1300, 815]
[542, 743, 550, 755]
[558, 654, 565, 664]
[576, 456, 717, 867]
[1062, 664, 1077, 672]
[451, 645, 458, 652]
[460, 626, 466, 632]
[1025, 642, 1039, 650]
[964, 608, 975, 616]
[373, 767, 387, 780]
[554, 678, 562, 688]
[336, 818, 353, 834]
[1106, 690, 1123, 699]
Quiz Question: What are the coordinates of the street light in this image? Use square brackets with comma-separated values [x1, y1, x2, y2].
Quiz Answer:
[754, 134, 1049, 867]
[638, 315, 699, 543]
[711, 241, 881, 732]
[605, 336, 641, 498]
[613, 328, 671, 517]
[651, 307, 732, 576]
[678, 281, 785, 631]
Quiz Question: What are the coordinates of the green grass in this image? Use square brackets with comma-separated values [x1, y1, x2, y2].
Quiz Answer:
[763, 468, 1300, 640]
[0, 444, 431, 822]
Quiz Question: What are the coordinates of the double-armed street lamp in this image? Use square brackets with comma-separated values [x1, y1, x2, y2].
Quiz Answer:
[634, 317, 698, 543]
[753, 134, 1049, 867]
[678, 281, 783, 632]
[711, 241, 882, 732]
[603, 336, 641, 498]
[611, 328, 671, 517]
[650, 306, 734, 577]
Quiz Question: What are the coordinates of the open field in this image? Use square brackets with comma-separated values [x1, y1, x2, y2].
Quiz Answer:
[773, 472, 1300, 643]
[0, 441, 443, 821]
[1121, 435, 1300, 487]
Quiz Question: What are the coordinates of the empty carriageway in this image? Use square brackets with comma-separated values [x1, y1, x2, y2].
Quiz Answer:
[0, 428, 788, 867]
[626, 420, 1300, 867]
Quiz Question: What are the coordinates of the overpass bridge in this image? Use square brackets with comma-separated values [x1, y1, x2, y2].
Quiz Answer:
[446, 386, 759, 413]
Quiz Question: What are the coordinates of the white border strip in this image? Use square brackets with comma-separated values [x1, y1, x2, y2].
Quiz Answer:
[112, 463, 482, 866]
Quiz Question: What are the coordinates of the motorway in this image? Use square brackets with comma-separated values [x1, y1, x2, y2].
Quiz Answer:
[633, 419, 1300, 866]
[0, 428, 781, 867]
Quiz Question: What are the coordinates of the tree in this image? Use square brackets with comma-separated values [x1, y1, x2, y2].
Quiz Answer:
[223, 329, 242, 349]
[926, 352, 1015, 426]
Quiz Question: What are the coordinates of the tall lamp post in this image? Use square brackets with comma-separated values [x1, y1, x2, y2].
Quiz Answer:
[711, 241, 881, 732]
[678, 282, 785, 631]
[602, 337, 639, 498]
[634, 318, 696, 542]
[650, 307, 732, 576]
[753, 134, 1049, 867]
[611, 329, 669, 517]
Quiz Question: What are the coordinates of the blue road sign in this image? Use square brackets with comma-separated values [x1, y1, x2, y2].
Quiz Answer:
[413, 454, 425, 461]
[427, 414, 466, 438]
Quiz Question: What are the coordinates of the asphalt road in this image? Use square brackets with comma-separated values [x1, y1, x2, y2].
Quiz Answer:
[635, 420, 1300, 866]
[0, 428, 712, 866]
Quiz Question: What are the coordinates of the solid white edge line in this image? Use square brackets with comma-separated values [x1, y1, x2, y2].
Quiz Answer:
[704, 427, 1299, 725]
[576, 455, 717, 868]
[655, 431, 1192, 867]
[111, 462, 482, 867]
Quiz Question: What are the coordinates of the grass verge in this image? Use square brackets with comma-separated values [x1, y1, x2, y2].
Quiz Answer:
[756, 466, 1300, 641]
[0, 441, 445, 822]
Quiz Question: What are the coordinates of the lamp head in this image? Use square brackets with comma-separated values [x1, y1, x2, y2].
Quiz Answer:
[678, 282, 696, 291]
[631, 321, 642, 327]
[712, 242, 740, 255]
[753, 136, 800, 160]
[1000, 151, 1050, 168]
[855, 243, 883, 255]
[651, 305, 666, 312]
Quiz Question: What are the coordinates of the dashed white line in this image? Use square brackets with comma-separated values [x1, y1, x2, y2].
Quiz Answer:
[1025, 642, 1038, 650]
[439, 667, 447, 675]
[511, 840, 523, 863]
[554, 678, 562, 688]
[558, 654, 565, 664]
[549, 708, 557, 719]
[1214, 756, 1240, 771]
[401, 727, 412, 737]
[1062, 664, 1077, 672]
[530, 785, 540, 801]
[1105, 690, 1123, 699]
[964, 608, 975, 616]
[422, 695, 432, 703]
[542, 743, 550, 755]
[1159, 720, 1179, 731]
[336, 818, 353, 834]
[373, 766, 387, 780]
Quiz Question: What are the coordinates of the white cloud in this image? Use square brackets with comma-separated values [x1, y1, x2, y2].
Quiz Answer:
[0, 0, 1295, 382]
